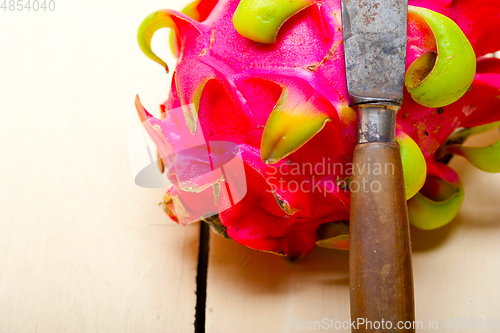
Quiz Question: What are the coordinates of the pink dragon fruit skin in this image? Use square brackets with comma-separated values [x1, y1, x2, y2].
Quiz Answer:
[136, 0, 500, 257]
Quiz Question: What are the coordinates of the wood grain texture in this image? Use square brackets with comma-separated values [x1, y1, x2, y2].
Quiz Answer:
[349, 142, 415, 330]
[206, 238, 351, 333]
[0, 0, 198, 332]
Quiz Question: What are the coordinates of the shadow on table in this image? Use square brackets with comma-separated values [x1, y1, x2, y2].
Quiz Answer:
[208, 233, 349, 295]
[410, 216, 463, 252]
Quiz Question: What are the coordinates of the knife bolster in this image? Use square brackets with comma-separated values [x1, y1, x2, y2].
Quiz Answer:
[355, 104, 399, 144]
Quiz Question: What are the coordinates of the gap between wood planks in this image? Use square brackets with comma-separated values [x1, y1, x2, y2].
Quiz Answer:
[195, 222, 210, 333]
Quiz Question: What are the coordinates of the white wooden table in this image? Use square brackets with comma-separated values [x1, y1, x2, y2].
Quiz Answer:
[1, 1, 499, 332]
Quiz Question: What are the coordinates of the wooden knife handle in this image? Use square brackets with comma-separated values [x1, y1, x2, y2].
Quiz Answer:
[349, 142, 415, 332]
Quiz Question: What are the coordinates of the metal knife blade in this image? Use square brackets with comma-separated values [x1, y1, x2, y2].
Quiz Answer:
[341, 0, 408, 106]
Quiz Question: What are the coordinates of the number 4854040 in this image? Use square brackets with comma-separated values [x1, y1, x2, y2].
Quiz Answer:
[1, 0, 55, 11]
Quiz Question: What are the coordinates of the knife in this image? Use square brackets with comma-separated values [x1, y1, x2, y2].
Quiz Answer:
[341, 0, 415, 330]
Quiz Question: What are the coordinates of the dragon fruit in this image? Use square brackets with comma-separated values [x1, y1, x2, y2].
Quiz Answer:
[136, 0, 500, 257]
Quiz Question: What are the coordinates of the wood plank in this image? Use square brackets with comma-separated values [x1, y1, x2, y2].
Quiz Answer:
[0, 0, 198, 331]
[206, 239, 351, 332]
[206, 130, 500, 333]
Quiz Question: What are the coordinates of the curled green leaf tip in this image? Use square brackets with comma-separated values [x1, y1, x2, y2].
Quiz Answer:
[233, 0, 317, 44]
[405, 6, 476, 108]
[408, 177, 464, 230]
[316, 222, 349, 250]
[446, 140, 500, 173]
[138, 10, 176, 72]
[439, 122, 500, 173]
[396, 131, 427, 200]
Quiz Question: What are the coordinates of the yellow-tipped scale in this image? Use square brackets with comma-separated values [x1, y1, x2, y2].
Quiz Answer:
[396, 130, 427, 200]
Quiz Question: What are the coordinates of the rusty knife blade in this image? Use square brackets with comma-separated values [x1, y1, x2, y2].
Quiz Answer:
[341, 0, 408, 106]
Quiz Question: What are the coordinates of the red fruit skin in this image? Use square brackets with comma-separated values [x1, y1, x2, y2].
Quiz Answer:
[140, 0, 500, 256]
